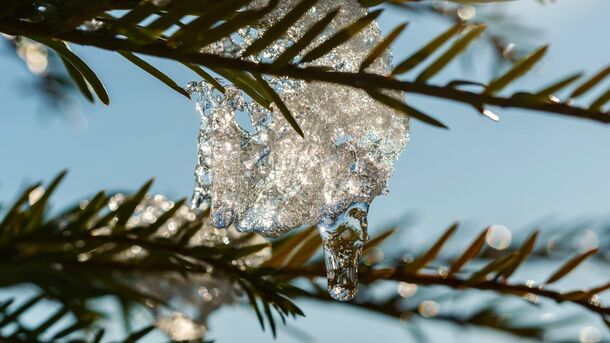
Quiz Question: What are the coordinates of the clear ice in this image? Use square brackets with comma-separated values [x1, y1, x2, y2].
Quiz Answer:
[189, 0, 410, 301]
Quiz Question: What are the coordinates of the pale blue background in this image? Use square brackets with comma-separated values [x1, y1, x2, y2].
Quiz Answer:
[1, 0, 609, 342]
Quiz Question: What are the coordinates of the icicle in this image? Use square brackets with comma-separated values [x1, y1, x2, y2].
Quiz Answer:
[317, 202, 369, 301]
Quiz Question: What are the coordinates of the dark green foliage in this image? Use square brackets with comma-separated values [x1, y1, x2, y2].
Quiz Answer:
[0, 0, 607, 132]
[119, 51, 191, 99]
[392, 22, 465, 75]
[485, 45, 548, 94]
[366, 89, 448, 128]
[360, 22, 407, 72]
[0, 173, 303, 341]
[32, 38, 109, 105]
[415, 24, 486, 83]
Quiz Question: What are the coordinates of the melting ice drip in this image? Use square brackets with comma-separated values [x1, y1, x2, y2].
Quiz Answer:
[188, 0, 410, 301]
[317, 202, 369, 301]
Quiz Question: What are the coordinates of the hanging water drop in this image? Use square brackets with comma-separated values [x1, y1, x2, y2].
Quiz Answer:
[317, 202, 369, 301]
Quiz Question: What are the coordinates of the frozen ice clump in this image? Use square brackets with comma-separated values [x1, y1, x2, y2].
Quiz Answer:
[189, 0, 410, 300]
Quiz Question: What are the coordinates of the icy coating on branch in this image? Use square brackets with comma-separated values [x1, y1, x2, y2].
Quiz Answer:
[188, 0, 410, 301]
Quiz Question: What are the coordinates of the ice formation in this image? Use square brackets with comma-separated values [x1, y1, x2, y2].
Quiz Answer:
[189, 0, 410, 301]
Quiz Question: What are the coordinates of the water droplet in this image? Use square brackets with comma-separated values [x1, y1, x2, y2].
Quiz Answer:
[198, 287, 214, 302]
[482, 108, 500, 122]
[522, 293, 539, 304]
[317, 202, 369, 301]
[211, 207, 236, 228]
[588, 294, 602, 307]
[418, 300, 440, 318]
[130, 245, 143, 255]
[150, 0, 171, 7]
[397, 282, 417, 298]
[402, 254, 414, 264]
[28, 185, 45, 205]
[486, 224, 512, 250]
[457, 5, 476, 21]
[437, 266, 449, 278]
[108, 194, 124, 211]
[37, 3, 50, 13]
[502, 43, 516, 59]
[28, 2, 57, 22]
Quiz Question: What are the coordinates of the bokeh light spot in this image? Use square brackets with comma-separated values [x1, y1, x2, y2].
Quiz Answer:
[486, 224, 512, 250]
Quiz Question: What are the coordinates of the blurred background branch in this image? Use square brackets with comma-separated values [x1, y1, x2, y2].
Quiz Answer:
[0, 174, 608, 341]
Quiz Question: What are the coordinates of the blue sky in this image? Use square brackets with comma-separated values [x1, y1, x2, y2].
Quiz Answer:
[1, 0, 609, 342]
